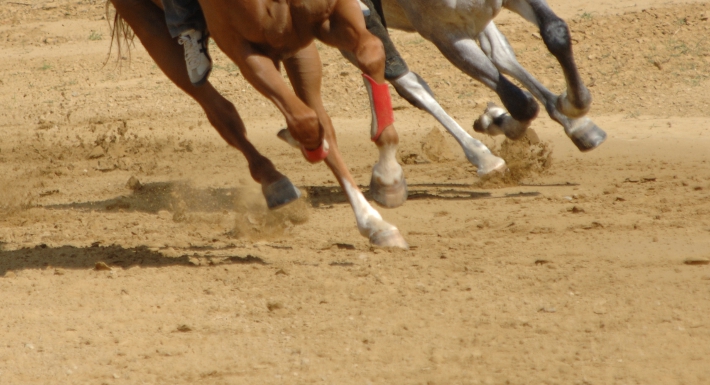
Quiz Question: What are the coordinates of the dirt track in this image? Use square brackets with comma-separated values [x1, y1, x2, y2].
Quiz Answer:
[2, 1, 710, 384]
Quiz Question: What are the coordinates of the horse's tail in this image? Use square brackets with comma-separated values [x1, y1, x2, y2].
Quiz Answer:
[104, 0, 135, 66]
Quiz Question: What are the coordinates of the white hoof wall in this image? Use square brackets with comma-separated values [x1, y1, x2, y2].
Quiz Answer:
[473, 103, 528, 140]
[370, 174, 408, 208]
[370, 228, 409, 249]
[476, 156, 508, 177]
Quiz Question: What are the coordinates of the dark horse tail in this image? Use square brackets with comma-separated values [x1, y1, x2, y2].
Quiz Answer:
[104, 1, 135, 65]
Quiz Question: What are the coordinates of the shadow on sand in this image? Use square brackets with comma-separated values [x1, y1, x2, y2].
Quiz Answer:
[306, 184, 539, 208]
[42, 181, 539, 212]
[2, 182, 542, 275]
[45, 182, 236, 214]
[0, 243, 266, 276]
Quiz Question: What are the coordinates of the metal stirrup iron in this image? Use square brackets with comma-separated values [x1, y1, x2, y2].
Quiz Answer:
[362, 74, 394, 142]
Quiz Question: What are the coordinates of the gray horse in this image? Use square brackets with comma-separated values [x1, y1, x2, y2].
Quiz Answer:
[369, 0, 606, 152]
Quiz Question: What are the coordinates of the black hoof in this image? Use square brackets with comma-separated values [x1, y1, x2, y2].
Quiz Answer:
[262, 177, 302, 209]
[472, 117, 487, 134]
[570, 120, 607, 152]
[370, 175, 408, 209]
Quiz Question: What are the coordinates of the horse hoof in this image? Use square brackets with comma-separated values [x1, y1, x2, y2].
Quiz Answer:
[476, 156, 507, 177]
[370, 228, 409, 249]
[262, 177, 302, 209]
[277, 128, 299, 148]
[370, 175, 408, 208]
[473, 103, 528, 140]
[569, 119, 607, 152]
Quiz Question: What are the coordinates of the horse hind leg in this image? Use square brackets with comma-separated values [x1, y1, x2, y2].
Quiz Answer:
[505, 0, 592, 118]
[426, 30, 537, 141]
[471, 72, 539, 141]
[478, 20, 606, 151]
[109, 0, 300, 208]
[389, 72, 506, 175]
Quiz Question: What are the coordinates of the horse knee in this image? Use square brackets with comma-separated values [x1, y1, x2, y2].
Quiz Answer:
[289, 109, 321, 148]
[540, 18, 571, 57]
[356, 34, 386, 77]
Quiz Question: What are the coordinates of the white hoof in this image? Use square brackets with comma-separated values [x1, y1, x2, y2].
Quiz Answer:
[370, 228, 409, 249]
[370, 173, 408, 208]
[473, 103, 528, 140]
[476, 155, 507, 177]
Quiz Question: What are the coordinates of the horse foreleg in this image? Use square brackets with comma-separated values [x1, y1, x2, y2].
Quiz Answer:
[316, 0, 407, 208]
[504, 0, 592, 118]
[478, 22, 606, 151]
[388, 72, 507, 175]
[338, 0, 506, 176]
[110, 0, 299, 208]
[283, 44, 407, 248]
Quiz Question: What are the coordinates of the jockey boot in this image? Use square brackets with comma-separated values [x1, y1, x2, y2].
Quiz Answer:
[178, 29, 212, 86]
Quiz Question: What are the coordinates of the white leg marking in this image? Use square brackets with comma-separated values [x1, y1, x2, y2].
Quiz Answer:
[390, 72, 506, 175]
[474, 103, 530, 141]
[373, 144, 403, 186]
[342, 180, 407, 248]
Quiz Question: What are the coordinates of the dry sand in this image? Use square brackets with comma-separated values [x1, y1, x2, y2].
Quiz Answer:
[1, 1, 710, 384]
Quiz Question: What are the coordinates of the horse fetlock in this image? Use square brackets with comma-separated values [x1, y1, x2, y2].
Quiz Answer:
[556, 89, 591, 118]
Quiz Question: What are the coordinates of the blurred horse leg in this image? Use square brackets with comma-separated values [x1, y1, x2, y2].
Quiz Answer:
[478, 21, 606, 151]
[339, 0, 506, 176]
[315, 0, 408, 208]
[284, 43, 408, 248]
[110, 0, 300, 208]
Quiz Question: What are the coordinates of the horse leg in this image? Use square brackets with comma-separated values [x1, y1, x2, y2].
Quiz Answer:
[336, 0, 506, 176]
[424, 31, 538, 141]
[478, 22, 606, 151]
[504, 0, 592, 118]
[315, 0, 407, 208]
[109, 0, 300, 208]
[284, 43, 408, 248]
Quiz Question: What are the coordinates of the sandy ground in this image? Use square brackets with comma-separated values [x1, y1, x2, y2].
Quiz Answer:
[1, 0, 710, 384]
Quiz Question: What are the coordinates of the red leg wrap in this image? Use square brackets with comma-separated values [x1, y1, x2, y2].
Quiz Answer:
[301, 139, 330, 164]
[362, 74, 395, 142]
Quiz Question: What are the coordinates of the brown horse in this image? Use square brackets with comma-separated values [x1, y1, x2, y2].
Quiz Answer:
[108, 0, 408, 248]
